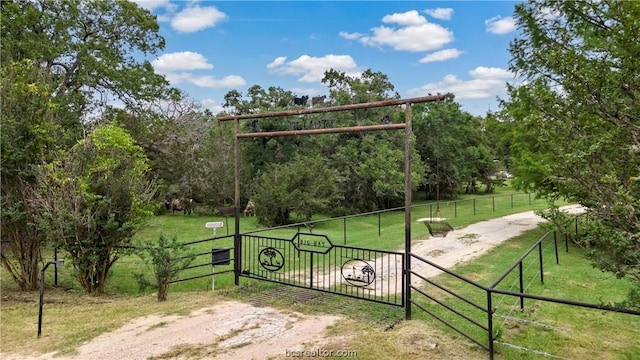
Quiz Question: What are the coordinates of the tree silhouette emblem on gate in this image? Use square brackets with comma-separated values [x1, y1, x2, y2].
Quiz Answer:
[258, 247, 284, 272]
[341, 259, 376, 287]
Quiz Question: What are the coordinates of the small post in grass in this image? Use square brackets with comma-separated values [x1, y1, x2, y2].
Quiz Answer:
[38, 258, 65, 338]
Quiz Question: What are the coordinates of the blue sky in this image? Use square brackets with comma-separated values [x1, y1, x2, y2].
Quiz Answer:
[133, 1, 520, 116]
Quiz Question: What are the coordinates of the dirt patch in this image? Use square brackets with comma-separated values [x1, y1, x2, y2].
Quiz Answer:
[427, 249, 446, 257]
[2, 301, 341, 360]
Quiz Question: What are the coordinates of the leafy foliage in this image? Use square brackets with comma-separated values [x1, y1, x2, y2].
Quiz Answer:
[0, 59, 67, 290]
[35, 125, 155, 293]
[253, 156, 339, 226]
[413, 94, 498, 199]
[222, 71, 427, 216]
[137, 234, 195, 301]
[505, 0, 640, 304]
[0, 0, 170, 290]
[110, 93, 227, 206]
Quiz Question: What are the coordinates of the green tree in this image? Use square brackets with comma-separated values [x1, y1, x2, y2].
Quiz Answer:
[111, 92, 222, 206]
[506, 0, 640, 306]
[222, 85, 311, 184]
[253, 156, 339, 226]
[190, 118, 238, 207]
[0, 0, 169, 290]
[319, 69, 425, 213]
[35, 125, 155, 293]
[138, 234, 195, 301]
[413, 94, 497, 199]
[0, 59, 64, 290]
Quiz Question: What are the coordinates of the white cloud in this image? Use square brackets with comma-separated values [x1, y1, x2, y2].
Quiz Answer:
[468, 66, 513, 79]
[382, 10, 427, 26]
[131, 0, 172, 12]
[171, 5, 228, 33]
[164, 72, 246, 89]
[485, 16, 516, 35]
[407, 66, 514, 100]
[290, 87, 323, 97]
[152, 52, 214, 72]
[191, 74, 246, 88]
[339, 31, 364, 40]
[267, 54, 359, 83]
[424, 8, 454, 21]
[152, 52, 245, 89]
[357, 10, 453, 52]
[419, 48, 464, 63]
[266, 56, 287, 69]
[201, 98, 225, 115]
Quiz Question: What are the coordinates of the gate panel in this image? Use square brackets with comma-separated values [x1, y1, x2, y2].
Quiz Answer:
[240, 233, 404, 306]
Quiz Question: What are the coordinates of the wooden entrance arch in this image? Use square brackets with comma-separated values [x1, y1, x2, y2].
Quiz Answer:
[218, 94, 444, 318]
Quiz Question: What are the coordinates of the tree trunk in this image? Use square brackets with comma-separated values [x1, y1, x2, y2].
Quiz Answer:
[158, 282, 168, 301]
[1, 210, 43, 291]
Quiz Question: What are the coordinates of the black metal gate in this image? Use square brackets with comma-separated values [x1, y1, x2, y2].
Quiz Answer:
[239, 233, 404, 306]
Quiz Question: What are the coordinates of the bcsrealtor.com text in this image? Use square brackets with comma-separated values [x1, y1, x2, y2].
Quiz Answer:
[285, 348, 358, 357]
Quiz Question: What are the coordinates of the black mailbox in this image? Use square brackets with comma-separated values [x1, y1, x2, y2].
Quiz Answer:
[211, 248, 230, 266]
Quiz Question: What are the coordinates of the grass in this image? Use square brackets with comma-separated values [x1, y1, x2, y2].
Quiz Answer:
[409, 227, 640, 360]
[25, 189, 559, 297]
[0, 291, 219, 356]
[2, 223, 638, 359]
[13, 186, 636, 359]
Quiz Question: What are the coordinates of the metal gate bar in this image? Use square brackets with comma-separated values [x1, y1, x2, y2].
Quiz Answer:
[239, 234, 404, 306]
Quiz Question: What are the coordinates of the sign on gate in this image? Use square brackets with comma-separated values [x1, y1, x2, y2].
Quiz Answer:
[291, 233, 333, 254]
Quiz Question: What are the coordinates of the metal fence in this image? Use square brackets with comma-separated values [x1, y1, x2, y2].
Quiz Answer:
[168, 234, 235, 285]
[245, 192, 542, 244]
[409, 216, 640, 359]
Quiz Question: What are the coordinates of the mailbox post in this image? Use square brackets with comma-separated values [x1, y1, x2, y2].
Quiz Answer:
[205, 221, 225, 290]
[205, 221, 224, 237]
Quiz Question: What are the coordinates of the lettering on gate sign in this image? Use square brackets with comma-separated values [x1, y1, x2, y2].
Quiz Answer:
[291, 233, 334, 254]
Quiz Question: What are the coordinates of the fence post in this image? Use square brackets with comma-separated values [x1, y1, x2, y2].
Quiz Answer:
[528, 193, 531, 205]
[309, 255, 314, 289]
[473, 199, 476, 216]
[234, 234, 241, 286]
[487, 290, 495, 360]
[554, 232, 559, 265]
[54, 248, 58, 287]
[343, 218, 347, 245]
[492, 196, 495, 212]
[519, 262, 524, 311]
[538, 242, 544, 284]
[455, 201, 458, 218]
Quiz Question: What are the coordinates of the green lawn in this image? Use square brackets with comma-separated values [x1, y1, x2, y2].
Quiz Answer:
[31, 190, 563, 296]
[2, 189, 638, 359]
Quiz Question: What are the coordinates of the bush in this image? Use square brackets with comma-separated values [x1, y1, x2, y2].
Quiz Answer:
[137, 234, 195, 301]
